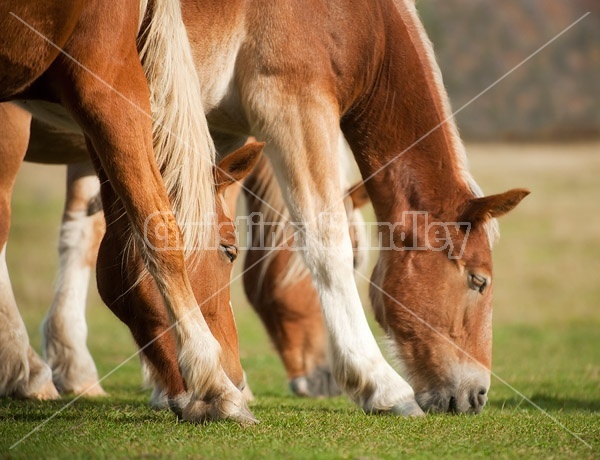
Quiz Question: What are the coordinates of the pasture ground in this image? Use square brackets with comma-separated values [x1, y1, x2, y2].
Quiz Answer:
[1, 143, 599, 459]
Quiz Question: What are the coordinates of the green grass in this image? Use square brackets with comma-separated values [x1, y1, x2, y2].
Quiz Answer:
[2, 144, 599, 459]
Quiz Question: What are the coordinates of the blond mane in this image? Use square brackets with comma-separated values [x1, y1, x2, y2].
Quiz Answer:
[137, 0, 216, 257]
[396, 0, 499, 245]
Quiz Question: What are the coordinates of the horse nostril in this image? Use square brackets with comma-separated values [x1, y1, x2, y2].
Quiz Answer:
[468, 387, 488, 412]
[476, 387, 488, 408]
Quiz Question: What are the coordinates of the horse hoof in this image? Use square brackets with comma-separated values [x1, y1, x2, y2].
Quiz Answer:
[31, 380, 60, 400]
[391, 400, 426, 417]
[289, 366, 341, 398]
[181, 393, 259, 425]
[289, 376, 310, 396]
[68, 381, 107, 397]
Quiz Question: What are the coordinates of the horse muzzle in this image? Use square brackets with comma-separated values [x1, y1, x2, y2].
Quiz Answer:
[414, 366, 490, 414]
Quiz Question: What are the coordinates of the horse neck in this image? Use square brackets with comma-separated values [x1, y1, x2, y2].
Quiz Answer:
[343, 0, 475, 223]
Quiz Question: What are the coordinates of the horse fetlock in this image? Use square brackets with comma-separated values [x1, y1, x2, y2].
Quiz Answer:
[14, 349, 59, 400]
[44, 340, 105, 396]
[181, 387, 258, 425]
[175, 319, 222, 387]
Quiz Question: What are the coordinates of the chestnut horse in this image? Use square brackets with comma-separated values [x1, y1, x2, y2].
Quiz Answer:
[3, 0, 529, 419]
[5, 112, 364, 401]
[0, 0, 258, 422]
[181, 0, 528, 414]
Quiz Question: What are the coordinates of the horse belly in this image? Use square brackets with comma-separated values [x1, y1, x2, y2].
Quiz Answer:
[15, 101, 81, 134]
[13, 101, 88, 164]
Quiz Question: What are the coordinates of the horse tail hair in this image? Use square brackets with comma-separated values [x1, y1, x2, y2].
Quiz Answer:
[137, 0, 215, 257]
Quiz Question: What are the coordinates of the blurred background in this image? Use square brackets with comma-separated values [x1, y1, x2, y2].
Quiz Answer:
[417, 0, 600, 141]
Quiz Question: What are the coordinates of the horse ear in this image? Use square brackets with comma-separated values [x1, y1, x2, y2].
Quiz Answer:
[458, 188, 530, 226]
[214, 142, 265, 192]
[347, 182, 370, 209]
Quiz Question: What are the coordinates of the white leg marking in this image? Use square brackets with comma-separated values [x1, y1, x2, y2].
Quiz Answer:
[0, 244, 58, 399]
[260, 125, 421, 414]
[43, 209, 105, 396]
[310, 232, 417, 412]
[172, 307, 256, 423]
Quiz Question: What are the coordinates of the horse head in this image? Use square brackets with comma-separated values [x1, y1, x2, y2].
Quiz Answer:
[371, 188, 529, 413]
[184, 142, 264, 391]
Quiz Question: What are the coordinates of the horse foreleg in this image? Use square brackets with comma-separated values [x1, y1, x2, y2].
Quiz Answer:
[251, 96, 422, 415]
[65, 62, 251, 423]
[241, 158, 337, 397]
[42, 161, 106, 396]
[0, 102, 58, 400]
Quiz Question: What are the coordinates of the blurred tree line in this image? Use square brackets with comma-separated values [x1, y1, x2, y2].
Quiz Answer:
[416, 0, 599, 141]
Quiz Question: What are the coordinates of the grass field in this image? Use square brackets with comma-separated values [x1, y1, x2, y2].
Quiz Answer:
[1, 143, 599, 459]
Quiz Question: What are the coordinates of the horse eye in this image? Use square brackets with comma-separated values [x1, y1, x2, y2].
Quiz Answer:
[220, 244, 238, 262]
[468, 273, 488, 294]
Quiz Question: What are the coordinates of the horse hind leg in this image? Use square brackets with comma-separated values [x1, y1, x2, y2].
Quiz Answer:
[0, 102, 58, 400]
[249, 93, 422, 415]
[42, 161, 106, 396]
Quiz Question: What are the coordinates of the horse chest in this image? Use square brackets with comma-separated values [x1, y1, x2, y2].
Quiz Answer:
[194, 46, 251, 137]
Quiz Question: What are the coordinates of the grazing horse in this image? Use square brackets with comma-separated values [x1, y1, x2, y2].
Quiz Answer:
[7, 110, 365, 401]
[181, 0, 528, 414]
[2, 0, 529, 419]
[1, 101, 263, 409]
[0, 0, 258, 422]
